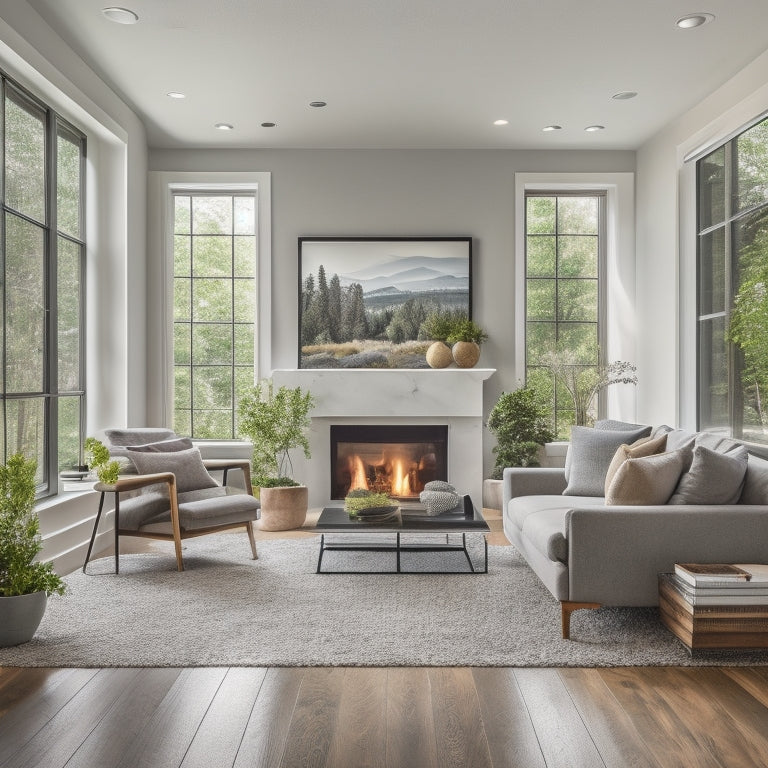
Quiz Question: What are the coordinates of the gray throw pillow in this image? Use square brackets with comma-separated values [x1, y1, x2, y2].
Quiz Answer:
[668, 444, 749, 505]
[565, 421, 651, 482]
[125, 447, 219, 493]
[563, 425, 654, 497]
[126, 437, 194, 453]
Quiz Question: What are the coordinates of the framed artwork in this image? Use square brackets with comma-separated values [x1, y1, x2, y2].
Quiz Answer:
[298, 236, 472, 369]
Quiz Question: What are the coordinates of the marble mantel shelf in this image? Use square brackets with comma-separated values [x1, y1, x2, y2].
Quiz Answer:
[272, 368, 496, 418]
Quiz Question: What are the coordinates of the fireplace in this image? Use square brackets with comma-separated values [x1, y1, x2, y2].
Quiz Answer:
[330, 425, 448, 500]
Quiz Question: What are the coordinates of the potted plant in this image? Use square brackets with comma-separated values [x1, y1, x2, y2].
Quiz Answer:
[84, 437, 120, 484]
[421, 310, 464, 368]
[0, 453, 66, 647]
[238, 379, 316, 531]
[487, 386, 554, 478]
[446, 318, 488, 368]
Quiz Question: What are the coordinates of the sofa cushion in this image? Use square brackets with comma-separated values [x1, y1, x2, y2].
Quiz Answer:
[565, 420, 652, 481]
[563, 425, 653, 496]
[125, 446, 219, 493]
[740, 455, 768, 505]
[605, 448, 686, 506]
[668, 444, 749, 505]
[508, 494, 604, 564]
[604, 434, 668, 494]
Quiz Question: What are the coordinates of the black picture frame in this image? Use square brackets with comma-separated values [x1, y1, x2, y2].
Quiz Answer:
[298, 236, 472, 369]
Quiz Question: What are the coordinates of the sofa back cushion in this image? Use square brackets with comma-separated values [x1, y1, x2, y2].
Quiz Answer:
[668, 444, 749, 505]
[563, 424, 653, 497]
[741, 455, 768, 505]
[605, 448, 686, 506]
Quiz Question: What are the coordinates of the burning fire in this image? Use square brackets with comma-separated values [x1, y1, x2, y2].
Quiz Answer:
[347, 454, 416, 497]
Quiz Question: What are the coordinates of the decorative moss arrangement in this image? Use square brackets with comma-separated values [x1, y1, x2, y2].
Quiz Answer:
[84, 437, 120, 485]
[344, 489, 393, 517]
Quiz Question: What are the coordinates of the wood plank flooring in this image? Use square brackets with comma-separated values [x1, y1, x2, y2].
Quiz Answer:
[2, 665, 768, 768]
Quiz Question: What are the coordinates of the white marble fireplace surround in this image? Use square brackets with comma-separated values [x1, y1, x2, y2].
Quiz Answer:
[271, 368, 495, 508]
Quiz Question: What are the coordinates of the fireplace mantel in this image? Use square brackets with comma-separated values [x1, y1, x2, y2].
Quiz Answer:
[272, 368, 495, 506]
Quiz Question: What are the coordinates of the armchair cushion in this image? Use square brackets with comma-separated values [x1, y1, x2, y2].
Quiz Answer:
[125, 446, 219, 493]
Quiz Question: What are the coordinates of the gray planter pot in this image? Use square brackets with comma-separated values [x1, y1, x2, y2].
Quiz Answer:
[0, 591, 48, 647]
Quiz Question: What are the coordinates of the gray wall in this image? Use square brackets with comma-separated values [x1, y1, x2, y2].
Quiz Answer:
[149, 147, 635, 474]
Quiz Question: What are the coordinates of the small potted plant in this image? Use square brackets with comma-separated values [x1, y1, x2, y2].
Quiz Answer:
[446, 318, 488, 368]
[238, 379, 315, 531]
[421, 310, 464, 368]
[84, 437, 121, 484]
[0, 454, 66, 647]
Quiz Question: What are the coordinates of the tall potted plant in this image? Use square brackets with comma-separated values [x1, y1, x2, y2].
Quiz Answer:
[238, 379, 316, 531]
[0, 454, 66, 647]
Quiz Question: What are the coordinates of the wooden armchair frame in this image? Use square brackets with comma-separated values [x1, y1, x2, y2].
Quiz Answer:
[82, 459, 258, 573]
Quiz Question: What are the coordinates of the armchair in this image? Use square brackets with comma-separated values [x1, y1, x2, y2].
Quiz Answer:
[82, 429, 260, 573]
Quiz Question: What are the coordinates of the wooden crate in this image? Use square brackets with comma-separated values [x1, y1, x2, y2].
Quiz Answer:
[658, 573, 768, 652]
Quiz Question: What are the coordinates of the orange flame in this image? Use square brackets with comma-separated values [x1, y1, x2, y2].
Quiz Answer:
[348, 455, 369, 491]
[390, 459, 412, 496]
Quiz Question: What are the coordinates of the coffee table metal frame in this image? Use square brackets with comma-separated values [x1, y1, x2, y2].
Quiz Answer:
[310, 495, 489, 575]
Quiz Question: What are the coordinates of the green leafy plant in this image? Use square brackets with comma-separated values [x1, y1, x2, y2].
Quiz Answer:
[84, 437, 120, 485]
[446, 318, 488, 345]
[487, 387, 554, 478]
[238, 379, 316, 482]
[420, 309, 468, 342]
[344, 489, 393, 517]
[0, 454, 66, 597]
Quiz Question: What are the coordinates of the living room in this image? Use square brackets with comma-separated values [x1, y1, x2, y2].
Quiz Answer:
[3, 0, 768, 765]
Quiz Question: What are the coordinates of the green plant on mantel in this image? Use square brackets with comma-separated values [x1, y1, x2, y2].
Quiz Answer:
[446, 318, 489, 345]
[0, 454, 66, 597]
[238, 378, 315, 488]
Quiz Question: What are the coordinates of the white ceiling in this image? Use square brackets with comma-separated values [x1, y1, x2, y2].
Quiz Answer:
[26, 0, 768, 150]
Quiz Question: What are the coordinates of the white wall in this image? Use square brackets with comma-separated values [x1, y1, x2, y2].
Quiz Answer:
[149, 148, 635, 473]
[636, 49, 768, 430]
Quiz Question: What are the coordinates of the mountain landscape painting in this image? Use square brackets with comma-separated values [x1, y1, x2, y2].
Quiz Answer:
[299, 237, 472, 368]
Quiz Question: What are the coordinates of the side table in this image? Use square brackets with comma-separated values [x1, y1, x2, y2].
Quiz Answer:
[82, 472, 176, 574]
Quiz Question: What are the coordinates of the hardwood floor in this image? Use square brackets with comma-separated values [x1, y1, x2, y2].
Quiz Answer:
[2, 666, 768, 767]
[4, 511, 768, 767]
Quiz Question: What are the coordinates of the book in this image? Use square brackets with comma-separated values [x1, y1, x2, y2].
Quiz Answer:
[670, 580, 768, 606]
[674, 563, 753, 587]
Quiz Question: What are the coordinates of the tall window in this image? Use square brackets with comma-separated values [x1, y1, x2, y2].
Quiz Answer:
[173, 193, 256, 438]
[697, 115, 768, 444]
[525, 192, 606, 439]
[1, 76, 86, 493]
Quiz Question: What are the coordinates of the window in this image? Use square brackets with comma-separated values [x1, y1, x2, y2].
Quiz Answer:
[172, 193, 256, 438]
[1, 75, 86, 493]
[524, 192, 606, 439]
[697, 115, 768, 444]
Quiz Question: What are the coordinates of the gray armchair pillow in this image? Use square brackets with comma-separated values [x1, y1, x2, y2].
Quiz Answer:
[125, 446, 219, 493]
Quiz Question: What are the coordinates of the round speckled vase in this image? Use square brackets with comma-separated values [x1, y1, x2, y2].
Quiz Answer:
[426, 341, 453, 368]
[452, 341, 480, 368]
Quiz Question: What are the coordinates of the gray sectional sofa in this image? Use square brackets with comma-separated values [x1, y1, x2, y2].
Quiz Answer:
[502, 423, 768, 639]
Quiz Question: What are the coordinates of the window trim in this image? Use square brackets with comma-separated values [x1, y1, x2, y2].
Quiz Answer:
[149, 172, 271, 432]
[515, 173, 637, 424]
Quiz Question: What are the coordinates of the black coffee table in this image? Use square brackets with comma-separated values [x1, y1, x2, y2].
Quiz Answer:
[309, 495, 490, 574]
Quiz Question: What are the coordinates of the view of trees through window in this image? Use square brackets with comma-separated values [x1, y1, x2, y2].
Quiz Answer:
[173, 193, 256, 439]
[525, 193, 605, 439]
[698, 115, 768, 444]
[1, 75, 85, 492]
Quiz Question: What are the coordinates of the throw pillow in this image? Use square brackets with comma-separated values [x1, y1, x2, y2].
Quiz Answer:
[605, 449, 686, 506]
[564, 421, 652, 482]
[667, 444, 749, 505]
[562, 425, 654, 497]
[603, 433, 668, 495]
[126, 437, 194, 453]
[125, 446, 219, 493]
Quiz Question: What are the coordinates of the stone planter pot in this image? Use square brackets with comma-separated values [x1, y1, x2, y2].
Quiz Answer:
[425, 341, 453, 368]
[451, 341, 480, 368]
[258, 485, 309, 531]
[0, 590, 47, 647]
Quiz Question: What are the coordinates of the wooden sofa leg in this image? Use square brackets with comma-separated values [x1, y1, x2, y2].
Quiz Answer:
[561, 601, 601, 640]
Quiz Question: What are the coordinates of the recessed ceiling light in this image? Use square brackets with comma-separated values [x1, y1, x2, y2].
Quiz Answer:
[261, 122, 276, 128]
[612, 91, 638, 100]
[675, 13, 715, 28]
[493, 119, 509, 126]
[101, 7, 139, 24]
[214, 123, 234, 131]
[309, 101, 327, 108]
[167, 92, 186, 99]
[542, 125, 562, 132]
[585, 125, 605, 132]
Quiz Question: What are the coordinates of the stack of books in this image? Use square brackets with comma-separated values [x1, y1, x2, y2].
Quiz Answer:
[672, 563, 768, 605]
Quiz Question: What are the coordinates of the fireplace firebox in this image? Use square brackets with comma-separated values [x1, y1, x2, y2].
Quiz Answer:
[330, 425, 448, 500]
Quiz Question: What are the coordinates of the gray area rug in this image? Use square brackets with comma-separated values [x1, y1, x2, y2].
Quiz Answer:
[2, 535, 767, 667]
